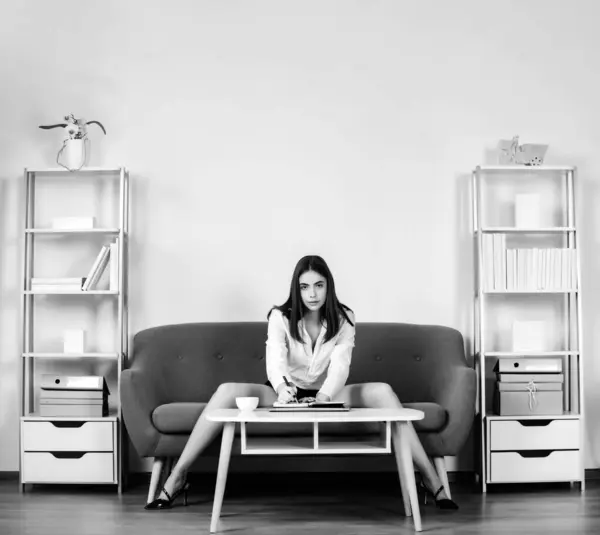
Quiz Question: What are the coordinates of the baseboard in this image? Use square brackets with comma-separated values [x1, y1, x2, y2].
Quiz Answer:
[2, 469, 598, 486]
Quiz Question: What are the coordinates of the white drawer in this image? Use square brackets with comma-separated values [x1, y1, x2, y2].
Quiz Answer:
[490, 450, 581, 483]
[22, 421, 114, 452]
[22, 452, 115, 483]
[490, 419, 580, 451]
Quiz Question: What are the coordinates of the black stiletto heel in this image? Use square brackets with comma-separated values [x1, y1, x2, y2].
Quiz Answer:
[417, 475, 459, 510]
[144, 480, 191, 510]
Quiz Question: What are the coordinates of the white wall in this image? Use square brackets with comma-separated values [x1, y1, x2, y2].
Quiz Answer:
[1, 0, 600, 473]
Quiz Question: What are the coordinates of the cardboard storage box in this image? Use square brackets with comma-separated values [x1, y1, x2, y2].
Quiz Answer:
[494, 382, 563, 416]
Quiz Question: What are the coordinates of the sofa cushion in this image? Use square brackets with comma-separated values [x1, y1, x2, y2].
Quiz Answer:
[403, 402, 447, 431]
[151, 401, 447, 435]
[152, 402, 208, 433]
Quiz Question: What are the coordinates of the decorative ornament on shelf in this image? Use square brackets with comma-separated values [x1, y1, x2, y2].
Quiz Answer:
[39, 113, 107, 172]
[497, 135, 548, 166]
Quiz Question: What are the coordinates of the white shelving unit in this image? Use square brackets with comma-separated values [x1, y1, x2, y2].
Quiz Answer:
[472, 165, 584, 492]
[19, 167, 129, 493]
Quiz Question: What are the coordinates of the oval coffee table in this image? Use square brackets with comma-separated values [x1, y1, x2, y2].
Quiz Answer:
[205, 407, 425, 532]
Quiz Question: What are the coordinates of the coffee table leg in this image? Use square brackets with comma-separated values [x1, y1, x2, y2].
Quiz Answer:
[210, 422, 235, 533]
[394, 449, 412, 517]
[392, 422, 422, 532]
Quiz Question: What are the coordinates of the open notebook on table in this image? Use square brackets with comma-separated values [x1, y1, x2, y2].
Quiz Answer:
[270, 400, 350, 412]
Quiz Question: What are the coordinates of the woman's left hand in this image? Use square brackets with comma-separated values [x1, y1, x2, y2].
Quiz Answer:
[315, 392, 331, 402]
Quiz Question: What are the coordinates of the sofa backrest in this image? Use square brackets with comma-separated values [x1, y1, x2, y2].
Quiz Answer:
[129, 322, 466, 404]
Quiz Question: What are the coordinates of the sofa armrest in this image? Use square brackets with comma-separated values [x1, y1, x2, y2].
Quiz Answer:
[430, 365, 477, 455]
[120, 368, 165, 458]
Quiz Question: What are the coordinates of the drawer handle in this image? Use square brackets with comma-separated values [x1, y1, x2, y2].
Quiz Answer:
[50, 422, 86, 429]
[50, 452, 87, 459]
[516, 450, 552, 458]
[517, 420, 552, 427]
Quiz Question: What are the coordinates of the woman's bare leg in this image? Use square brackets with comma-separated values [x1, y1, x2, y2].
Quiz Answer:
[334, 382, 451, 500]
[157, 382, 277, 500]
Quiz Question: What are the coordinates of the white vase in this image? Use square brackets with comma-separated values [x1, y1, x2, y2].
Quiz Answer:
[62, 139, 88, 170]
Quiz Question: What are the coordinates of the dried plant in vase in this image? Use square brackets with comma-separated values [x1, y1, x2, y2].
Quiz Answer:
[39, 114, 107, 171]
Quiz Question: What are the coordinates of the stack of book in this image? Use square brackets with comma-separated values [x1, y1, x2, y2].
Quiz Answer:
[493, 358, 564, 416]
[29, 240, 119, 292]
[31, 277, 85, 292]
[83, 241, 118, 291]
[39, 374, 109, 417]
[481, 234, 578, 291]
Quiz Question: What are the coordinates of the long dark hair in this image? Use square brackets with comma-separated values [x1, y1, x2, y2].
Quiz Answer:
[267, 255, 354, 344]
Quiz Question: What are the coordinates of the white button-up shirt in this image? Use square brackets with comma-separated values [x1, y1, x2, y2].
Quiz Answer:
[265, 308, 356, 399]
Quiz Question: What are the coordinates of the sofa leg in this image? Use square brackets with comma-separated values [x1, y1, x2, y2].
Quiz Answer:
[147, 457, 165, 504]
[433, 456, 451, 499]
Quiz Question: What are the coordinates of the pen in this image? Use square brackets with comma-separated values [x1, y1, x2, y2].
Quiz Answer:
[283, 376, 298, 402]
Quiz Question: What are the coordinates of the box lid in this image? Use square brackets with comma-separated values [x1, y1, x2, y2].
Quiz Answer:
[40, 374, 110, 394]
[496, 382, 563, 392]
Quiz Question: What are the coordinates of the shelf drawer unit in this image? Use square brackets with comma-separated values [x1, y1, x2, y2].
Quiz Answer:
[487, 418, 583, 484]
[20, 418, 118, 485]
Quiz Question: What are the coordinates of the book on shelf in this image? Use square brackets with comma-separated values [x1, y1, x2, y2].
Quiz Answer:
[82, 245, 110, 290]
[82, 240, 118, 291]
[29, 240, 119, 292]
[481, 234, 577, 291]
[31, 277, 84, 285]
[51, 216, 96, 230]
[31, 277, 85, 291]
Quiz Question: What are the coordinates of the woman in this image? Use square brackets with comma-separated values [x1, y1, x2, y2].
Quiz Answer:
[146, 255, 458, 511]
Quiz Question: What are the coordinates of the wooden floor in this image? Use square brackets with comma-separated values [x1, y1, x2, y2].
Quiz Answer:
[1, 473, 598, 535]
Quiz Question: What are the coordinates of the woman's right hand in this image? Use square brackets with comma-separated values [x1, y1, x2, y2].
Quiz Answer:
[277, 383, 297, 403]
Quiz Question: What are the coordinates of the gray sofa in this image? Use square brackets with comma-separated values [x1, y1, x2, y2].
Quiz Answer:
[121, 321, 476, 501]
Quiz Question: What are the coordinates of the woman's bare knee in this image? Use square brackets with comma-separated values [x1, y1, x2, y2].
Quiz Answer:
[213, 382, 276, 407]
[214, 382, 246, 399]
[338, 382, 401, 408]
[366, 382, 395, 396]
[364, 382, 401, 407]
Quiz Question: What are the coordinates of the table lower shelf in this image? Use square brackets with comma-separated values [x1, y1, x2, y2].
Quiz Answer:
[240, 420, 392, 454]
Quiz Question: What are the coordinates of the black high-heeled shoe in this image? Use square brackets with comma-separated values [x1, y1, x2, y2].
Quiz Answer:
[144, 480, 191, 510]
[417, 476, 459, 510]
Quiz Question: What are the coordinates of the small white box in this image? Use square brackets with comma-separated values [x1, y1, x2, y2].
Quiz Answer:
[515, 194, 542, 228]
[52, 217, 96, 230]
[512, 320, 546, 351]
[63, 330, 85, 354]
